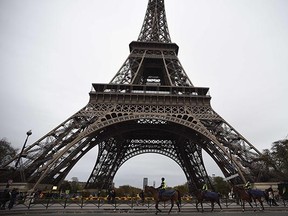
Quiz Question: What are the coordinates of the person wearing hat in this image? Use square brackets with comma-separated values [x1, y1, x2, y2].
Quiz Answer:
[157, 177, 167, 199]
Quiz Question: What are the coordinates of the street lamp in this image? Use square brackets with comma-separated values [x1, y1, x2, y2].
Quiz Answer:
[15, 130, 32, 169]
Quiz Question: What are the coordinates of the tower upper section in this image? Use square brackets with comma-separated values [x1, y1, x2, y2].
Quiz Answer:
[108, 0, 194, 87]
[138, 0, 171, 43]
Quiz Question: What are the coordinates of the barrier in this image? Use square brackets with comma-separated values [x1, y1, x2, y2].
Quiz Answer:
[3, 195, 288, 211]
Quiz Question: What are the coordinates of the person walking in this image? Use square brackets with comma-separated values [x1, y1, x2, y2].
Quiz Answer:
[8, 188, 18, 210]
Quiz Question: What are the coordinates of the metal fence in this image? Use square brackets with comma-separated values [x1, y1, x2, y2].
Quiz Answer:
[4, 195, 288, 211]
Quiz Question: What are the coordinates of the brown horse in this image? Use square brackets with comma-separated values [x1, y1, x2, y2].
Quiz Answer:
[234, 185, 268, 211]
[249, 188, 268, 210]
[233, 186, 255, 212]
[194, 189, 222, 212]
[144, 185, 181, 214]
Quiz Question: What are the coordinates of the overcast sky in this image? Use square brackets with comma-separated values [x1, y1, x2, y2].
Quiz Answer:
[1, 0, 287, 188]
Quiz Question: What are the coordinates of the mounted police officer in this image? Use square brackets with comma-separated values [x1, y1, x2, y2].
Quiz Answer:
[244, 181, 252, 196]
[157, 177, 167, 199]
[244, 181, 251, 190]
[202, 183, 208, 192]
[201, 182, 209, 196]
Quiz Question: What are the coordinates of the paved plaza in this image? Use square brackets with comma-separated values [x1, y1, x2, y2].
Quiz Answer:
[1, 197, 287, 216]
[2, 209, 288, 216]
[2, 204, 287, 216]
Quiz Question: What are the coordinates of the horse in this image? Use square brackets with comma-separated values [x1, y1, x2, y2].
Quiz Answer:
[248, 188, 268, 210]
[144, 185, 181, 214]
[194, 189, 222, 212]
[233, 186, 255, 212]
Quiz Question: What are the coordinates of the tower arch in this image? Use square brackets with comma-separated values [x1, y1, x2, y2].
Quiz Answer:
[27, 112, 249, 191]
[113, 153, 187, 188]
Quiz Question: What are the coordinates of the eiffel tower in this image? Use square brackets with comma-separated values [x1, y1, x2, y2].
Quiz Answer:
[2, 0, 263, 192]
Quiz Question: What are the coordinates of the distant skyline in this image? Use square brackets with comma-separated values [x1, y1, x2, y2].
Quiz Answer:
[1, 0, 288, 188]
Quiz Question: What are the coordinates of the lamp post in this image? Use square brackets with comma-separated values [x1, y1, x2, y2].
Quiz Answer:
[15, 130, 32, 169]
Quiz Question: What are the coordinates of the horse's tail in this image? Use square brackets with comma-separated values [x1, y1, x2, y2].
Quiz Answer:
[263, 190, 269, 203]
[177, 190, 181, 206]
[218, 192, 222, 200]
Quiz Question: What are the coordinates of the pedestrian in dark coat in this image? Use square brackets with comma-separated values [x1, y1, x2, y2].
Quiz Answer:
[8, 188, 18, 210]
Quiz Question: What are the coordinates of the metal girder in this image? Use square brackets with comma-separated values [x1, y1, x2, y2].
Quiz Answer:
[138, 0, 171, 43]
[84, 122, 213, 190]
[2, 89, 261, 191]
[110, 44, 193, 86]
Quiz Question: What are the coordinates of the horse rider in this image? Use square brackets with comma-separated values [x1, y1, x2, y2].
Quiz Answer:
[244, 181, 252, 196]
[244, 181, 252, 190]
[157, 177, 167, 199]
[202, 183, 208, 193]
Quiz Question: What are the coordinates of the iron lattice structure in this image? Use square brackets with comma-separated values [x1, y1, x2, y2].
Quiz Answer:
[2, 0, 263, 192]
